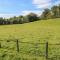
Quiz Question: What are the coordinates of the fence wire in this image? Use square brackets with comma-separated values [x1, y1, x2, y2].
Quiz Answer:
[0, 39, 60, 60]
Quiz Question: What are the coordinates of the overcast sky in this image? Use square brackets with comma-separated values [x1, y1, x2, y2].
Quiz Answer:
[0, 0, 60, 18]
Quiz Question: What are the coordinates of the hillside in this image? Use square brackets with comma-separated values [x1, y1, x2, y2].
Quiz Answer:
[0, 18, 60, 43]
[0, 18, 60, 60]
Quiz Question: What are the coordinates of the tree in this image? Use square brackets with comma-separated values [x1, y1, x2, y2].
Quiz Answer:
[23, 16, 29, 23]
[8, 17, 14, 24]
[51, 5, 59, 18]
[12, 16, 19, 24]
[18, 15, 24, 24]
[0, 17, 5, 25]
[41, 8, 52, 19]
[26, 13, 38, 22]
[58, 4, 60, 17]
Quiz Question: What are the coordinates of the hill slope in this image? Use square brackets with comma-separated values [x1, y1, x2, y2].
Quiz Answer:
[0, 18, 60, 60]
[0, 18, 60, 43]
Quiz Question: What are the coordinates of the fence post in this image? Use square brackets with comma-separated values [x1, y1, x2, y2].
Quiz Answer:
[0, 43, 1, 48]
[46, 42, 48, 60]
[16, 39, 19, 52]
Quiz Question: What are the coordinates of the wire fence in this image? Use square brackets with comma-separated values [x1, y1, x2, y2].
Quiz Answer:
[0, 39, 60, 60]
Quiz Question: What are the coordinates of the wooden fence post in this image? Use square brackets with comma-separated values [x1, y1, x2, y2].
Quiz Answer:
[0, 43, 1, 48]
[46, 42, 48, 60]
[16, 39, 19, 52]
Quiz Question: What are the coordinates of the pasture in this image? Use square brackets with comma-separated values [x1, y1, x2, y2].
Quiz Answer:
[0, 18, 60, 60]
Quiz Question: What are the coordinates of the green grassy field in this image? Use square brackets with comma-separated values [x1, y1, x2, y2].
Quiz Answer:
[0, 18, 60, 60]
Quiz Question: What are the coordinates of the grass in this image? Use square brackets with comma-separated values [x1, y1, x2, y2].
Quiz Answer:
[0, 18, 60, 60]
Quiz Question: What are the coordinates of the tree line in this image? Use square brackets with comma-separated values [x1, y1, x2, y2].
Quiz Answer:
[41, 4, 60, 19]
[0, 4, 60, 25]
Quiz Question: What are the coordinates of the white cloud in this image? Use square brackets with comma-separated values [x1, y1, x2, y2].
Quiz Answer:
[32, 0, 60, 8]
[32, 0, 52, 8]
[0, 13, 20, 18]
[33, 0, 51, 4]
[0, 0, 60, 18]
[21, 11, 32, 15]
[0, 14, 14, 18]
[21, 10, 43, 16]
[0, 10, 42, 18]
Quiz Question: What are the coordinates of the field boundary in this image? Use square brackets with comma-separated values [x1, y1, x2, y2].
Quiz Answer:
[0, 39, 60, 60]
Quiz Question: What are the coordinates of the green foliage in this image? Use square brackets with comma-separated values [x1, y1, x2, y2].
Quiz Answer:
[41, 4, 60, 19]
[41, 8, 52, 19]
[26, 13, 38, 22]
